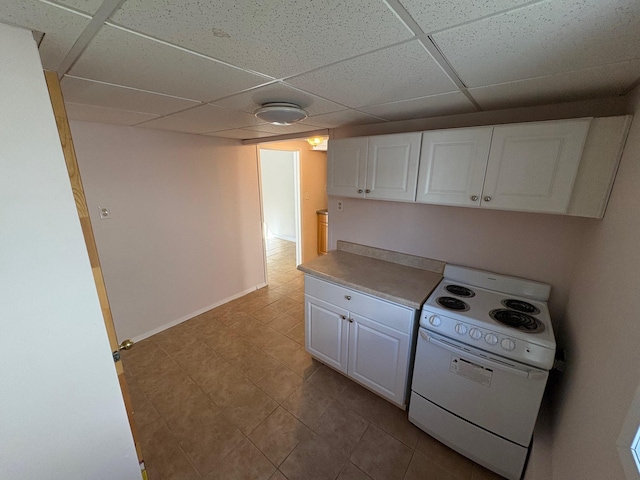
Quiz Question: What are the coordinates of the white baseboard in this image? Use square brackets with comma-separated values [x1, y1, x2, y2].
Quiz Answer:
[130, 283, 268, 343]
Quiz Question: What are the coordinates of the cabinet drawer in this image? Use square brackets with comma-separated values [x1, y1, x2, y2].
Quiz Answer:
[304, 275, 414, 334]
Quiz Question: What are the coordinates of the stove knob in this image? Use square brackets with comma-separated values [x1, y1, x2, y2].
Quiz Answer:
[429, 315, 442, 327]
[501, 338, 516, 351]
[455, 323, 467, 335]
[469, 328, 482, 340]
[485, 333, 498, 345]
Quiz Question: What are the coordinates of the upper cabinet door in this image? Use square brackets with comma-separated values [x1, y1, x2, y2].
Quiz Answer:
[327, 137, 368, 198]
[482, 119, 591, 213]
[416, 127, 493, 207]
[366, 133, 421, 202]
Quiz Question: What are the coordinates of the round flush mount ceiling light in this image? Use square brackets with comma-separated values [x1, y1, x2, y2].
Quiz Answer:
[254, 102, 308, 125]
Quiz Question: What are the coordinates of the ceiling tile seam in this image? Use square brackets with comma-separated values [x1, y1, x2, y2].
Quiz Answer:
[465, 58, 640, 91]
[353, 89, 471, 109]
[279, 36, 420, 83]
[63, 74, 204, 103]
[56, 0, 126, 77]
[425, 0, 550, 37]
[39, 0, 92, 18]
[381, 0, 425, 36]
[104, 22, 275, 82]
[65, 101, 164, 118]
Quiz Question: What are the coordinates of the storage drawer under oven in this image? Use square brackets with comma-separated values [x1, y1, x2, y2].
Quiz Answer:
[411, 328, 548, 447]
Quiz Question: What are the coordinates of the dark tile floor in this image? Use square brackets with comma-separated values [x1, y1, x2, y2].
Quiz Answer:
[123, 238, 504, 480]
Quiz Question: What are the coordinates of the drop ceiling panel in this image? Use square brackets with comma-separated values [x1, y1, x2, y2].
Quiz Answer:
[0, 1, 89, 70]
[397, 0, 532, 34]
[359, 92, 477, 121]
[61, 76, 201, 115]
[245, 123, 324, 135]
[69, 25, 272, 101]
[288, 41, 457, 108]
[54, 0, 104, 15]
[65, 102, 159, 125]
[205, 129, 275, 140]
[212, 82, 345, 117]
[468, 60, 640, 110]
[135, 116, 218, 134]
[171, 104, 266, 132]
[305, 110, 387, 129]
[433, 0, 640, 87]
[110, 0, 413, 78]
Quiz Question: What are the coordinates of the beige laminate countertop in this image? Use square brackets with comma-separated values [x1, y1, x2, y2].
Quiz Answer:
[297, 248, 443, 310]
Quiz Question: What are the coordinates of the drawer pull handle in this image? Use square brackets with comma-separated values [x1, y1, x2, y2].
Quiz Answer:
[345, 295, 351, 300]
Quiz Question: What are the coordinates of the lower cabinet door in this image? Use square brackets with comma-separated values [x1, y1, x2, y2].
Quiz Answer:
[347, 313, 410, 406]
[305, 295, 349, 373]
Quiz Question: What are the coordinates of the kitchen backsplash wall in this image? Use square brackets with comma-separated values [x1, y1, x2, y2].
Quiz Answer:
[328, 198, 590, 326]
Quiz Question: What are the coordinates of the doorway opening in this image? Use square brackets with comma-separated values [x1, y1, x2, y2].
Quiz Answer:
[258, 148, 302, 284]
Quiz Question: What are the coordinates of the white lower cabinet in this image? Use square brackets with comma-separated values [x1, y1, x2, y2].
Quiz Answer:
[304, 275, 416, 408]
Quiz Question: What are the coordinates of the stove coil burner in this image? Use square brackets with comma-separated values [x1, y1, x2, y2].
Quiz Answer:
[437, 296, 470, 312]
[445, 284, 475, 298]
[502, 299, 540, 315]
[490, 309, 545, 333]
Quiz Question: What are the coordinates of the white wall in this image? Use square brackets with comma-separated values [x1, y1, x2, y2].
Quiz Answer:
[69, 121, 265, 341]
[0, 24, 139, 479]
[329, 198, 588, 324]
[547, 86, 640, 478]
[260, 149, 297, 240]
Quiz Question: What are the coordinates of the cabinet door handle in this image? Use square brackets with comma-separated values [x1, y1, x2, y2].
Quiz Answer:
[345, 295, 351, 300]
[365, 189, 371, 194]
[348, 318, 354, 323]
[357, 189, 363, 194]
[340, 315, 347, 320]
[470, 195, 478, 201]
[484, 196, 492, 202]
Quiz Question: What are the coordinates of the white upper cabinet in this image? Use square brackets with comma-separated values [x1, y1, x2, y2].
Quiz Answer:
[327, 137, 368, 197]
[327, 133, 421, 202]
[416, 127, 493, 207]
[328, 115, 631, 218]
[366, 133, 421, 202]
[481, 119, 591, 213]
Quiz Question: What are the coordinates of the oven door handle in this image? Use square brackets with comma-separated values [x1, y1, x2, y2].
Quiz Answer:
[420, 329, 544, 379]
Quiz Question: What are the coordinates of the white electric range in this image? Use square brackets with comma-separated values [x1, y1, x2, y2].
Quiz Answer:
[409, 265, 556, 480]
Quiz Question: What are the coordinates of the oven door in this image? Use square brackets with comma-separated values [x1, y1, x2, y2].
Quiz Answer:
[411, 328, 548, 446]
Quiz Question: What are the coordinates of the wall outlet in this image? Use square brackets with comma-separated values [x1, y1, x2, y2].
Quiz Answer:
[337, 200, 343, 212]
[99, 207, 111, 220]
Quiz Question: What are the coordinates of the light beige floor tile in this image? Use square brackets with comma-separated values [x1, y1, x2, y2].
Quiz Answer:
[350, 425, 413, 480]
[268, 313, 302, 334]
[137, 366, 206, 417]
[305, 365, 351, 398]
[285, 303, 305, 321]
[415, 431, 475, 480]
[269, 471, 288, 480]
[312, 401, 369, 456]
[279, 432, 348, 480]
[204, 438, 275, 480]
[282, 382, 334, 428]
[471, 464, 507, 480]
[138, 420, 200, 480]
[126, 376, 160, 428]
[252, 305, 283, 323]
[270, 296, 300, 313]
[249, 406, 312, 466]
[284, 323, 305, 345]
[257, 364, 305, 403]
[404, 452, 455, 480]
[367, 398, 420, 449]
[284, 349, 322, 379]
[219, 383, 279, 434]
[338, 462, 374, 480]
[163, 393, 245, 476]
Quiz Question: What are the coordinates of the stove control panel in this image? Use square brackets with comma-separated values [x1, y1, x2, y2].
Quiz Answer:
[420, 310, 554, 369]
